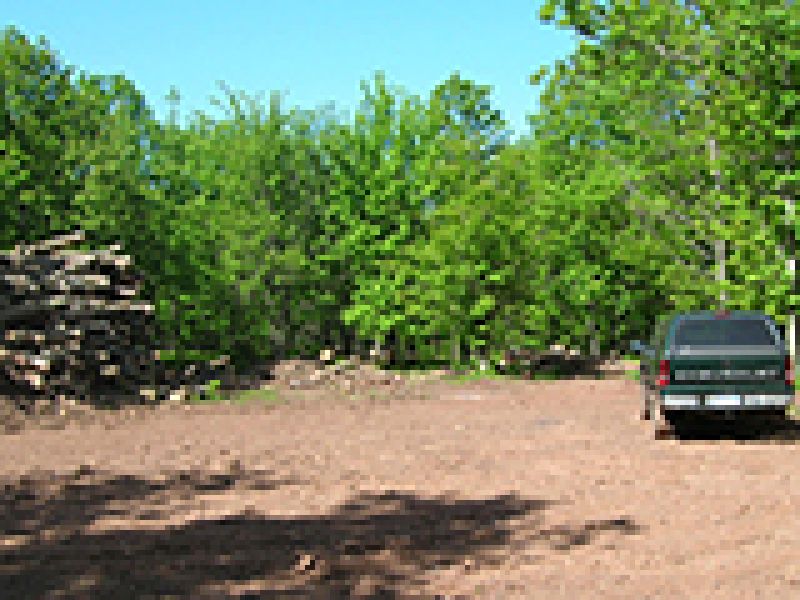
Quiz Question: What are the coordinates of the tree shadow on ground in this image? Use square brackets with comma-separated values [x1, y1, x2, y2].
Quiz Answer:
[672, 414, 800, 443]
[0, 466, 642, 598]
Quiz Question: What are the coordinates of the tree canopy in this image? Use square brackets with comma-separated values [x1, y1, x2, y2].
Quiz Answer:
[1, 3, 796, 372]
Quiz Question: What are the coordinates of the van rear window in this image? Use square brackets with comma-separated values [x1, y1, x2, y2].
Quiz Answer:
[672, 318, 776, 347]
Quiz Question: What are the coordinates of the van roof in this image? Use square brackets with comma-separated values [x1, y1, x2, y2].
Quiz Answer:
[675, 310, 772, 321]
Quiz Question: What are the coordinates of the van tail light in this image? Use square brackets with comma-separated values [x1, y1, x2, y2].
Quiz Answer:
[656, 359, 670, 387]
[787, 356, 795, 386]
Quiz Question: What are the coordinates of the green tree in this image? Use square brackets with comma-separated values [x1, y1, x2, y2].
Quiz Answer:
[535, 0, 797, 347]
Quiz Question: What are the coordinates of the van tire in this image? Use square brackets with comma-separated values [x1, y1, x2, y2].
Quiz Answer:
[662, 409, 689, 433]
[752, 408, 786, 422]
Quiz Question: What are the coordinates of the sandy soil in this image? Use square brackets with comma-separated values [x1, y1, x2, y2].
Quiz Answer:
[0, 377, 798, 599]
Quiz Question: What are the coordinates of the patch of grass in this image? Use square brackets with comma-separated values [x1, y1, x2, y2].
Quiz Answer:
[227, 386, 284, 406]
[189, 382, 285, 406]
[441, 370, 514, 382]
[527, 371, 563, 381]
[622, 369, 642, 381]
[382, 367, 427, 375]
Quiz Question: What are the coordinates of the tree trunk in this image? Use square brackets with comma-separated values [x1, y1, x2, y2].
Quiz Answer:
[370, 335, 381, 363]
[708, 137, 726, 308]
[588, 313, 600, 359]
[451, 332, 460, 370]
[788, 259, 796, 363]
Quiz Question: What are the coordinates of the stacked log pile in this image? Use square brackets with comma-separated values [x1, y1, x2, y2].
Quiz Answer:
[0, 231, 156, 411]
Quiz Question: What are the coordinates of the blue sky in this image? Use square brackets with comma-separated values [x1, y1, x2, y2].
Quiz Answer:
[5, 1, 577, 136]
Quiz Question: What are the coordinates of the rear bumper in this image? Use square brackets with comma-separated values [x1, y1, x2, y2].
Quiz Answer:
[661, 393, 794, 411]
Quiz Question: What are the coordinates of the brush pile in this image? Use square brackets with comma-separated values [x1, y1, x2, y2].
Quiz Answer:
[270, 355, 406, 392]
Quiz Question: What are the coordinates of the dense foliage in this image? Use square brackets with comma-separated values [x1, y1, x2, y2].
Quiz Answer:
[1, 2, 796, 372]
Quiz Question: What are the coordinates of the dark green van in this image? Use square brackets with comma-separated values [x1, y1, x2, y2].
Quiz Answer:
[631, 311, 795, 431]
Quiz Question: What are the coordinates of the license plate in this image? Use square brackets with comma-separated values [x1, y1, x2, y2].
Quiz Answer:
[705, 394, 741, 407]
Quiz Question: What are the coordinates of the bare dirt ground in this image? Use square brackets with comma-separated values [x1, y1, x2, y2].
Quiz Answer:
[1, 376, 799, 599]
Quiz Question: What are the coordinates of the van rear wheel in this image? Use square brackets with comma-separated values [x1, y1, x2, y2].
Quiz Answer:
[743, 408, 786, 427]
[658, 409, 691, 438]
[756, 408, 786, 421]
